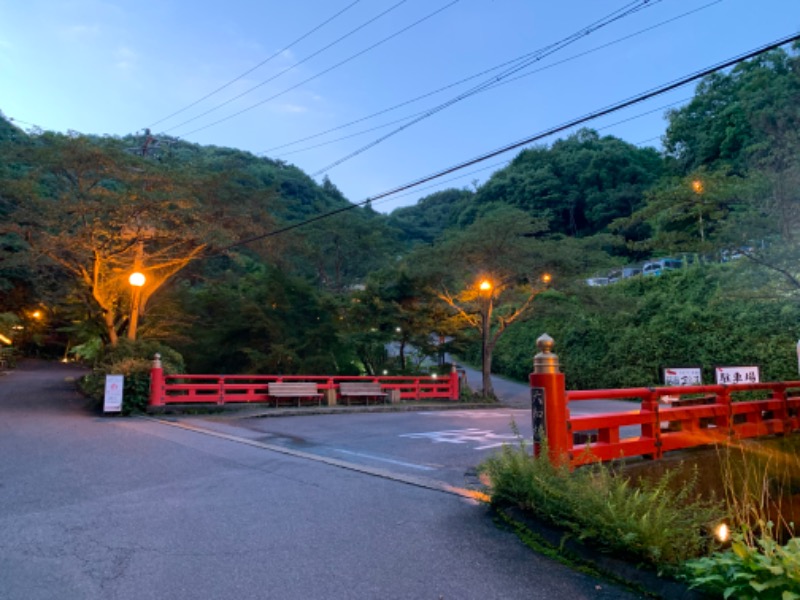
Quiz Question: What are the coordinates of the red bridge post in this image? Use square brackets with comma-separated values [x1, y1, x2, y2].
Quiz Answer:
[530, 334, 570, 464]
[148, 353, 164, 408]
[449, 364, 460, 400]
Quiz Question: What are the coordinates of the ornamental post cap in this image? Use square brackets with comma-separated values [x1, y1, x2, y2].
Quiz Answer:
[536, 333, 555, 353]
[534, 333, 559, 374]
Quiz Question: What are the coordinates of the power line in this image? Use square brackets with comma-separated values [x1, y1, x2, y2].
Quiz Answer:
[172, 0, 461, 138]
[268, 1, 720, 160]
[216, 32, 799, 252]
[161, 1, 408, 134]
[309, 0, 662, 177]
[372, 96, 691, 209]
[148, 1, 363, 129]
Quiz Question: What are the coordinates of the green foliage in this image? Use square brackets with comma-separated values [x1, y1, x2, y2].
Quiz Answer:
[480, 437, 722, 568]
[665, 46, 800, 175]
[488, 265, 800, 389]
[684, 529, 800, 600]
[472, 129, 663, 238]
[79, 339, 184, 414]
[165, 263, 346, 374]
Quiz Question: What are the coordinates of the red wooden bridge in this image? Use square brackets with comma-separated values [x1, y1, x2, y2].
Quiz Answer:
[530, 334, 800, 466]
[147, 355, 460, 408]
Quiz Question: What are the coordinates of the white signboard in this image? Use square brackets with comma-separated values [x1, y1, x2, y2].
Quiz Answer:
[663, 367, 702, 386]
[715, 366, 760, 385]
[103, 374, 124, 413]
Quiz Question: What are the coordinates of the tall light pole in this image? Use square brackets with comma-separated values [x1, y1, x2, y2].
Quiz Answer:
[128, 272, 146, 341]
[479, 279, 494, 397]
[691, 178, 706, 244]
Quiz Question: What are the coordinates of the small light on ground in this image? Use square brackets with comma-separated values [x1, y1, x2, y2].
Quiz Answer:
[714, 522, 730, 543]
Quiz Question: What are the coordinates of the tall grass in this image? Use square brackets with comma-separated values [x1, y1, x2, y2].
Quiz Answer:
[479, 436, 722, 569]
[682, 437, 800, 598]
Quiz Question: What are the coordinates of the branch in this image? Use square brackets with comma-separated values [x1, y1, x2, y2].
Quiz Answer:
[437, 289, 480, 330]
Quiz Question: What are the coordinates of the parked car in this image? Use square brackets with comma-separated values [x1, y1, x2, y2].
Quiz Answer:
[608, 266, 642, 283]
[642, 258, 683, 276]
[585, 277, 610, 287]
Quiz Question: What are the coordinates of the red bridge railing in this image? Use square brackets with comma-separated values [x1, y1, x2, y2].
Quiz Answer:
[530, 334, 800, 467]
[147, 354, 460, 408]
[565, 383, 800, 466]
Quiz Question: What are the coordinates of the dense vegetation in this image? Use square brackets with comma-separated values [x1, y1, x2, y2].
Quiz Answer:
[0, 44, 798, 393]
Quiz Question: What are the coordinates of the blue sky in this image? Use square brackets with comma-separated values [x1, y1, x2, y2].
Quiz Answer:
[1, 0, 798, 213]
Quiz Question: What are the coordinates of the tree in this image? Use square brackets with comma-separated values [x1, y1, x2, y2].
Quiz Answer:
[0, 132, 273, 345]
[420, 207, 554, 396]
[471, 129, 663, 237]
[664, 45, 800, 175]
[613, 168, 745, 257]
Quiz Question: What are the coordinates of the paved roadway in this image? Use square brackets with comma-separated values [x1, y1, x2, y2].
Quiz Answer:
[0, 361, 646, 600]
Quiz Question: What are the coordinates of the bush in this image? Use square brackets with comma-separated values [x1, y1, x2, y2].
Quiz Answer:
[80, 339, 184, 415]
[479, 437, 723, 569]
[683, 527, 800, 599]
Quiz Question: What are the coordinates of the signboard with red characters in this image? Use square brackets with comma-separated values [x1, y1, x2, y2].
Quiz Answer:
[103, 374, 124, 413]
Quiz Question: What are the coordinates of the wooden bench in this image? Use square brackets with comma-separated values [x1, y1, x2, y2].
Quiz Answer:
[339, 382, 388, 405]
[268, 382, 323, 407]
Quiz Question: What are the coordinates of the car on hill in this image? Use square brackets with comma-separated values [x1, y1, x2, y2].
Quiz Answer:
[642, 258, 683, 276]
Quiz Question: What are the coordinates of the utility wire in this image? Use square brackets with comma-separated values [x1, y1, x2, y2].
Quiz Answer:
[309, 0, 661, 177]
[148, 1, 362, 129]
[162, 1, 407, 133]
[172, 1, 460, 138]
[269, 1, 720, 159]
[373, 96, 691, 208]
[215, 32, 800, 253]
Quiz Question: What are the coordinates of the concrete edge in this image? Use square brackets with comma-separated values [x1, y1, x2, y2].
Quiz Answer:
[147, 401, 505, 418]
[497, 505, 712, 600]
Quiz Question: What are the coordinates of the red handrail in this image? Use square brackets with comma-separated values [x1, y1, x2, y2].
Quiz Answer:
[148, 356, 460, 408]
[563, 382, 800, 466]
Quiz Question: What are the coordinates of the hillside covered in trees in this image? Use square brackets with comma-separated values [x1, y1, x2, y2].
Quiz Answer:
[1, 44, 798, 389]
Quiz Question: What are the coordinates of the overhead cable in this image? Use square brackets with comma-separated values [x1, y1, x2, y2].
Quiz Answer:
[309, 0, 661, 176]
[148, 1, 363, 129]
[269, 1, 720, 159]
[216, 32, 800, 252]
[172, 0, 461, 138]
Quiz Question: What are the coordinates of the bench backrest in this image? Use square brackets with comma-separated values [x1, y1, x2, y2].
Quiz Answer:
[268, 382, 319, 394]
[339, 382, 384, 394]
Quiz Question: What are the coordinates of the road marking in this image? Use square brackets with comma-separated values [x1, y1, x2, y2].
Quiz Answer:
[333, 449, 435, 471]
[144, 417, 488, 502]
[400, 428, 530, 450]
[423, 410, 516, 419]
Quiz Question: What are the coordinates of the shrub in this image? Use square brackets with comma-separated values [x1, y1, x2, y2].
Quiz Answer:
[479, 437, 723, 569]
[684, 527, 800, 599]
[80, 339, 184, 415]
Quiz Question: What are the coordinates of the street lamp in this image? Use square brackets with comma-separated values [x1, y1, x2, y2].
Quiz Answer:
[478, 279, 494, 396]
[128, 272, 146, 341]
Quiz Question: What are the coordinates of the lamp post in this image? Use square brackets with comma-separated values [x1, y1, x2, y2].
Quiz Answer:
[128, 272, 146, 341]
[478, 279, 493, 397]
[691, 178, 706, 243]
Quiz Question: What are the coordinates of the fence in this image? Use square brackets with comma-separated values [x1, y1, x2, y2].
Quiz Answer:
[530, 334, 800, 467]
[147, 354, 460, 408]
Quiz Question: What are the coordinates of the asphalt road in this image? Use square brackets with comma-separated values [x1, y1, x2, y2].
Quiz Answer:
[0, 360, 645, 600]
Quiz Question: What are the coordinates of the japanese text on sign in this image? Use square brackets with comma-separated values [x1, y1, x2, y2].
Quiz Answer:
[663, 367, 702, 386]
[531, 387, 545, 443]
[715, 366, 760, 385]
[103, 374, 124, 412]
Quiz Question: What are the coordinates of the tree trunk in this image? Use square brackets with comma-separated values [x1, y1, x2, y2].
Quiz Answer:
[481, 301, 494, 397]
[105, 310, 118, 347]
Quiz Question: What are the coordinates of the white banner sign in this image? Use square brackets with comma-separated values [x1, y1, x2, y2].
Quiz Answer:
[663, 367, 702, 386]
[715, 366, 759, 385]
[103, 374, 124, 413]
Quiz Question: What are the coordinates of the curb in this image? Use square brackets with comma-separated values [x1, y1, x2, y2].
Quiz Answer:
[497, 505, 712, 600]
[148, 401, 505, 418]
